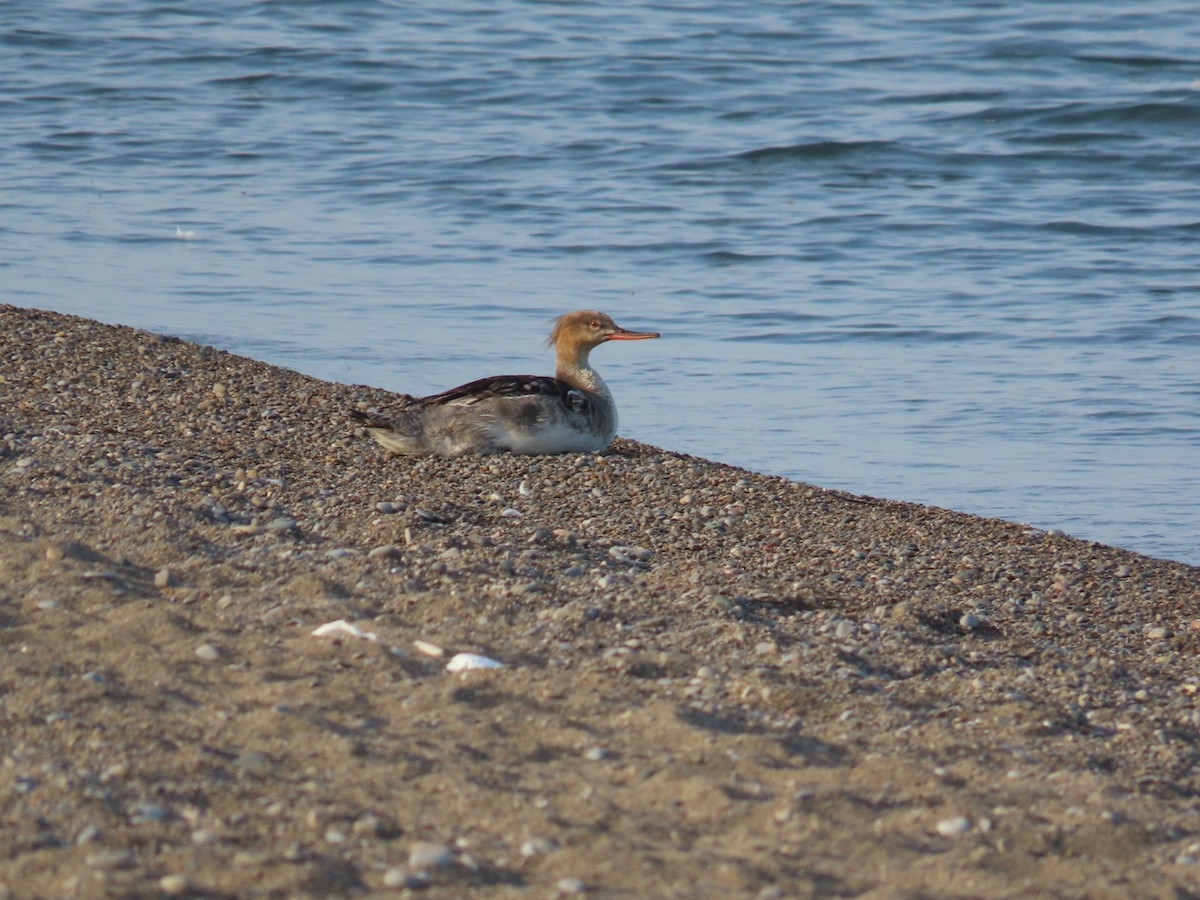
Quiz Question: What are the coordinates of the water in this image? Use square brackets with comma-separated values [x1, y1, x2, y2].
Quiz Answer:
[3, 2, 1198, 564]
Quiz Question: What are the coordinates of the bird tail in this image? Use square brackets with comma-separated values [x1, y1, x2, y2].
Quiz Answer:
[350, 408, 428, 455]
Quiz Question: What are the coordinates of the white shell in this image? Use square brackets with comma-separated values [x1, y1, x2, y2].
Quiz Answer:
[445, 653, 504, 672]
[310, 619, 378, 642]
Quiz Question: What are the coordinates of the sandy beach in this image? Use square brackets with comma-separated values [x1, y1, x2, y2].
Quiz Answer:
[2, 303, 1199, 898]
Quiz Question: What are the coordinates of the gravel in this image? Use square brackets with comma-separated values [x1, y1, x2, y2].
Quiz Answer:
[2, 303, 1200, 898]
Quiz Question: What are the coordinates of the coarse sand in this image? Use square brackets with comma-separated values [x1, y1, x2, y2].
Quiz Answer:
[2, 304, 1199, 898]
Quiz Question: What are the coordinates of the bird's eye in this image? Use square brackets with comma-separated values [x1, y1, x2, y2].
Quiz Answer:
[589, 320, 600, 329]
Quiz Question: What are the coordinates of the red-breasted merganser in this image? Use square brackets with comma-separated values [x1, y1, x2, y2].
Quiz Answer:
[351, 310, 660, 456]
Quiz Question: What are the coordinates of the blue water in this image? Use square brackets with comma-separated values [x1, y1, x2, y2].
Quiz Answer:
[3, 2, 1198, 564]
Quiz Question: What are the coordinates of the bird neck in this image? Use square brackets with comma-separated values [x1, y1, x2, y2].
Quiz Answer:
[556, 345, 610, 399]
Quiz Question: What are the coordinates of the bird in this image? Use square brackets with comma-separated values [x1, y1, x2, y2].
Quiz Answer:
[351, 310, 660, 456]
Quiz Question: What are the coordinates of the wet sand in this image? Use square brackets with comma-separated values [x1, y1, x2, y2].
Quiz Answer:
[2, 303, 1199, 898]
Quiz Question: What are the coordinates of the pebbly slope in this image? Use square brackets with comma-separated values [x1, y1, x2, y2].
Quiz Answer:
[2, 304, 1199, 898]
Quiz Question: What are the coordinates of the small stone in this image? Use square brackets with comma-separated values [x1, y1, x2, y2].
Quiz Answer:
[351, 814, 391, 838]
[557, 876, 587, 894]
[960, 613, 981, 629]
[36, 599, 61, 610]
[375, 501, 400, 514]
[413, 640, 445, 658]
[159, 874, 193, 895]
[266, 517, 297, 532]
[1147, 626, 1171, 640]
[131, 803, 172, 823]
[383, 868, 425, 889]
[195, 643, 222, 661]
[154, 567, 176, 588]
[834, 620, 855, 639]
[87, 849, 135, 870]
[609, 545, 652, 563]
[584, 746, 608, 761]
[368, 544, 401, 559]
[75, 824, 102, 845]
[500, 507, 522, 517]
[936, 816, 972, 837]
[408, 841, 454, 869]
[520, 837, 559, 857]
[234, 751, 271, 776]
[1115, 564, 1132, 577]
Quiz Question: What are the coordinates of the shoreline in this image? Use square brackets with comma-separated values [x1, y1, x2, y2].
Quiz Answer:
[2, 303, 1199, 897]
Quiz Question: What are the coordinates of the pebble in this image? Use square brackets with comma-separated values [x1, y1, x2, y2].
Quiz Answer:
[583, 746, 609, 761]
[520, 837, 559, 857]
[35, 599, 60, 610]
[234, 751, 272, 776]
[352, 814, 390, 838]
[960, 612, 981, 629]
[609, 545, 652, 563]
[446, 652, 504, 672]
[408, 840, 455, 869]
[557, 876, 587, 894]
[936, 816, 972, 837]
[383, 868, 426, 889]
[834, 620, 855, 639]
[154, 567, 175, 587]
[131, 802, 172, 823]
[194, 643, 222, 661]
[75, 824, 102, 845]
[375, 501, 401, 514]
[87, 849, 135, 870]
[1147, 626, 1171, 640]
[368, 544, 401, 558]
[266, 517, 297, 532]
[413, 639, 445, 658]
[158, 874, 193, 896]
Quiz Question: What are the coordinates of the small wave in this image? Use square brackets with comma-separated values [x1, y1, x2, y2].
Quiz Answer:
[701, 250, 780, 266]
[1042, 99, 1200, 129]
[737, 140, 897, 163]
[1075, 53, 1193, 69]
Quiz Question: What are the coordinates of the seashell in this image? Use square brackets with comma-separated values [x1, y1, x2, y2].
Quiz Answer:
[445, 653, 504, 672]
[310, 619, 378, 642]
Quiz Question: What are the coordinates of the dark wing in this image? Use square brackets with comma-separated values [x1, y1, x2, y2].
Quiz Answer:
[420, 375, 591, 412]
